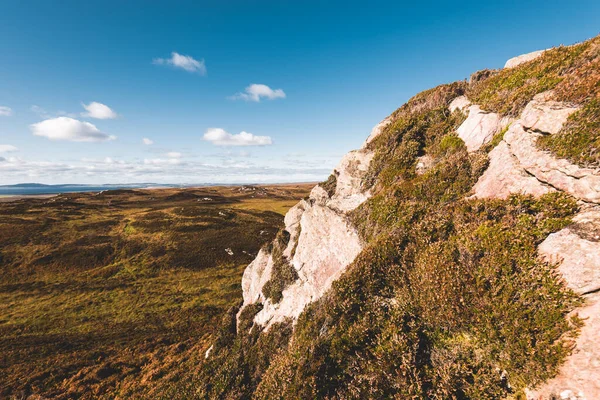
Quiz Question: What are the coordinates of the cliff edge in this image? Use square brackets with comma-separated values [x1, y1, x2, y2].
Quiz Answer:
[202, 35, 600, 400]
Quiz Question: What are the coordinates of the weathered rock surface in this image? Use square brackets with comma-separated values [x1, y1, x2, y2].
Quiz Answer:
[520, 92, 579, 135]
[529, 206, 600, 400]
[327, 149, 374, 212]
[363, 116, 392, 146]
[456, 105, 504, 152]
[254, 201, 363, 327]
[240, 248, 273, 306]
[472, 140, 554, 198]
[465, 90, 600, 399]
[539, 206, 600, 295]
[528, 292, 600, 400]
[449, 95, 471, 113]
[473, 92, 600, 204]
[239, 118, 389, 329]
[504, 121, 600, 204]
[416, 154, 435, 175]
[452, 99, 513, 152]
[504, 49, 545, 69]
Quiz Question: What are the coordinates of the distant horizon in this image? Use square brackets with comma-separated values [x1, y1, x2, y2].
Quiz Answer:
[0, 180, 319, 196]
[0, 180, 320, 188]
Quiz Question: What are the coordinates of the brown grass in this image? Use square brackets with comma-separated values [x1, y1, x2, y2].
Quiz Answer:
[0, 184, 311, 399]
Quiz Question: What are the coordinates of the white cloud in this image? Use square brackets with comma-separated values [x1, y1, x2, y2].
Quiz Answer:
[30, 117, 116, 142]
[0, 145, 18, 153]
[82, 102, 118, 119]
[203, 128, 272, 146]
[167, 151, 182, 158]
[0, 106, 13, 117]
[153, 52, 207, 75]
[231, 84, 286, 102]
[0, 154, 333, 185]
[144, 158, 181, 165]
[142, 138, 154, 145]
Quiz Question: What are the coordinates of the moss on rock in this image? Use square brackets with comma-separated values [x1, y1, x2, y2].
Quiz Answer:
[538, 98, 600, 167]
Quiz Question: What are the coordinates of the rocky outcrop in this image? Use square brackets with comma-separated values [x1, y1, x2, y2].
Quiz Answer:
[239, 118, 390, 329]
[232, 46, 599, 397]
[253, 196, 363, 327]
[450, 95, 512, 152]
[240, 248, 274, 307]
[504, 99, 600, 204]
[472, 91, 600, 204]
[462, 88, 600, 399]
[363, 116, 392, 146]
[327, 149, 374, 212]
[539, 206, 600, 295]
[529, 205, 600, 400]
[449, 95, 471, 113]
[457, 105, 505, 152]
[504, 49, 545, 69]
[472, 140, 555, 198]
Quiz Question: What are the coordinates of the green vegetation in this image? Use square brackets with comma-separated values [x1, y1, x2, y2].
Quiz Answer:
[197, 83, 583, 399]
[253, 192, 580, 399]
[467, 36, 600, 116]
[0, 184, 311, 399]
[482, 123, 511, 153]
[319, 171, 338, 197]
[538, 98, 600, 167]
[466, 35, 600, 168]
[261, 230, 299, 303]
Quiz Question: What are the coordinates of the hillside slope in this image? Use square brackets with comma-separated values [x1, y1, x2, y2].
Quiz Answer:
[0, 185, 312, 399]
[198, 35, 600, 400]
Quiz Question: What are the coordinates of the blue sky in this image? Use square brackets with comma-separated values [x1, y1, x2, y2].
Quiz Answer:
[0, 0, 598, 184]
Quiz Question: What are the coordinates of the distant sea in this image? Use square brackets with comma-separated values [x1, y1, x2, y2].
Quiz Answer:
[0, 183, 182, 196]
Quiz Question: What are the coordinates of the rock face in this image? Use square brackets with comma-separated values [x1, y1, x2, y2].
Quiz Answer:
[529, 206, 600, 400]
[463, 88, 600, 399]
[449, 95, 471, 113]
[472, 91, 600, 203]
[539, 206, 600, 295]
[240, 118, 390, 329]
[528, 293, 600, 400]
[472, 140, 554, 198]
[234, 48, 600, 398]
[456, 104, 508, 152]
[504, 49, 545, 69]
[327, 149, 375, 213]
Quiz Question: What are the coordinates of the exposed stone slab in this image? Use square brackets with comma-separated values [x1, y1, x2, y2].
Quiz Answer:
[283, 201, 306, 259]
[539, 207, 600, 295]
[521, 92, 579, 135]
[527, 292, 600, 400]
[328, 149, 374, 213]
[504, 49, 545, 69]
[471, 91, 599, 203]
[309, 184, 329, 205]
[240, 119, 382, 329]
[456, 105, 505, 152]
[363, 116, 392, 147]
[504, 122, 600, 203]
[416, 155, 435, 175]
[253, 202, 363, 328]
[449, 95, 471, 113]
[472, 140, 554, 199]
[240, 248, 273, 306]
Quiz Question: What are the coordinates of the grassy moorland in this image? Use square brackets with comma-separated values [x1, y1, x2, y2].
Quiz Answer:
[0, 184, 311, 399]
